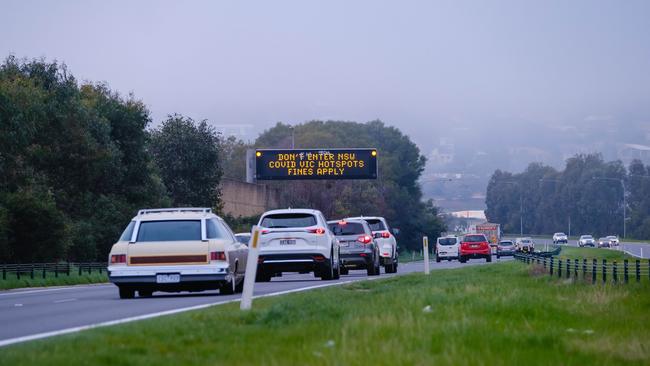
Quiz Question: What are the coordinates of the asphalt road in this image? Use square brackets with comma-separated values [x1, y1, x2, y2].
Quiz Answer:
[0, 256, 504, 346]
[517, 237, 650, 258]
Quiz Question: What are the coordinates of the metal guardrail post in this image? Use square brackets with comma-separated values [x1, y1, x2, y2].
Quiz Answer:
[543, 257, 546, 270]
[566, 260, 570, 279]
[574, 259, 579, 278]
[67, 263, 70, 276]
[635, 260, 640, 283]
[623, 260, 628, 284]
[582, 258, 587, 279]
[550, 258, 554, 276]
[55, 263, 59, 278]
[558, 259, 562, 278]
[30, 264, 34, 279]
[78, 264, 82, 276]
[42, 265, 46, 279]
[613, 260, 618, 284]
[602, 259, 607, 284]
[592, 259, 597, 283]
[88, 264, 91, 275]
[2, 265, 5, 280]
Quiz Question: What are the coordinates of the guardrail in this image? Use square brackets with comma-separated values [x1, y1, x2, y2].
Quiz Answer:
[1, 263, 107, 280]
[515, 253, 650, 284]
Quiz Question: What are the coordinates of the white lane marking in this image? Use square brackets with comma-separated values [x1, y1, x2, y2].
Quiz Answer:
[0, 277, 375, 348]
[53, 298, 77, 304]
[0, 284, 112, 297]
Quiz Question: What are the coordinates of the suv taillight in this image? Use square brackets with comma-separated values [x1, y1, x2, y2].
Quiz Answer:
[381, 232, 390, 238]
[357, 235, 372, 244]
[210, 251, 226, 261]
[110, 254, 126, 264]
[308, 228, 326, 235]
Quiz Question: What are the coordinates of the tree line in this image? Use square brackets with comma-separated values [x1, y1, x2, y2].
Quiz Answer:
[485, 154, 650, 239]
[1, 57, 445, 262]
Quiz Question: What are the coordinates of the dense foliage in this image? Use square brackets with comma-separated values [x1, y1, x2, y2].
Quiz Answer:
[485, 154, 650, 239]
[254, 121, 446, 251]
[0, 57, 174, 262]
[149, 115, 222, 210]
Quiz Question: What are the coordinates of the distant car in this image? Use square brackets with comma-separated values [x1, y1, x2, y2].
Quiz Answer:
[606, 235, 620, 246]
[552, 232, 568, 244]
[459, 234, 491, 263]
[436, 235, 459, 262]
[257, 208, 340, 281]
[234, 233, 251, 245]
[345, 216, 399, 273]
[496, 240, 516, 258]
[107, 208, 248, 299]
[578, 235, 595, 247]
[515, 237, 535, 253]
[328, 219, 380, 276]
[597, 237, 610, 248]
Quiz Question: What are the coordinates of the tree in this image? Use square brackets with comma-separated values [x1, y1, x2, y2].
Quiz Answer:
[150, 114, 223, 209]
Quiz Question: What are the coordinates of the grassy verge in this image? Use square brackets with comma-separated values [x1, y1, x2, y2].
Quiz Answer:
[0, 271, 108, 290]
[556, 246, 638, 261]
[2, 262, 649, 365]
[399, 250, 425, 263]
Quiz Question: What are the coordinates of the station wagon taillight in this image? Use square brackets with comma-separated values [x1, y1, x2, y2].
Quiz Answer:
[210, 251, 226, 261]
[110, 254, 126, 264]
[357, 235, 372, 244]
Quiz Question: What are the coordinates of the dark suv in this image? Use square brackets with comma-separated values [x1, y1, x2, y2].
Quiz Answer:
[328, 219, 381, 276]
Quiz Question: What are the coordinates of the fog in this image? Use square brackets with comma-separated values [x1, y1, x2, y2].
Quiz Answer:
[2, 0, 650, 209]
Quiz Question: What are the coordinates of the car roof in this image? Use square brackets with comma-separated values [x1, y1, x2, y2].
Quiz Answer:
[235, 233, 251, 236]
[345, 216, 385, 221]
[327, 219, 367, 224]
[262, 208, 322, 216]
[134, 207, 218, 221]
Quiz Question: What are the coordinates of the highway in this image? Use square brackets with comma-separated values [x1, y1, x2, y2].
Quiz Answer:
[517, 237, 650, 258]
[0, 257, 503, 347]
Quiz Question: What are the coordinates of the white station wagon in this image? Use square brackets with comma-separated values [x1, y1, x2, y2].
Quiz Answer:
[107, 208, 248, 299]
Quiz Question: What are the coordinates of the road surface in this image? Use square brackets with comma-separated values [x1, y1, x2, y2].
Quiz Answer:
[0, 256, 505, 346]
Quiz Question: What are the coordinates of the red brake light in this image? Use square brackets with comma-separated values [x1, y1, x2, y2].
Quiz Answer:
[261, 229, 270, 235]
[110, 254, 126, 264]
[210, 251, 226, 261]
[308, 228, 326, 235]
[357, 235, 372, 244]
[381, 232, 390, 239]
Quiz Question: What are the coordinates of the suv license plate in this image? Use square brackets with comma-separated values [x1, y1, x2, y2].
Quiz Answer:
[280, 239, 296, 245]
[156, 274, 180, 283]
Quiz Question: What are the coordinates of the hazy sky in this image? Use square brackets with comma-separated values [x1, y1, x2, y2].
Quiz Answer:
[2, 0, 649, 148]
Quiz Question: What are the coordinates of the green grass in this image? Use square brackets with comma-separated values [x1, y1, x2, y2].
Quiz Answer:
[399, 250, 425, 263]
[0, 270, 108, 290]
[556, 246, 637, 261]
[2, 262, 650, 365]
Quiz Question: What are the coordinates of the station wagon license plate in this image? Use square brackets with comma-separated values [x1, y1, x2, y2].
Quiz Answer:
[280, 239, 296, 245]
[156, 274, 180, 283]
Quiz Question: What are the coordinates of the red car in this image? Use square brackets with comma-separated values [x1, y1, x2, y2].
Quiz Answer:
[459, 234, 492, 263]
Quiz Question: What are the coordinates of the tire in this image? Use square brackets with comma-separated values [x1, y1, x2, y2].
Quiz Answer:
[220, 276, 236, 295]
[459, 256, 466, 263]
[235, 277, 244, 293]
[497, 254, 500, 259]
[340, 267, 349, 275]
[255, 271, 272, 282]
[333, 258, 341, 280]
[138, 289, 153, 298]
[320, 256, 334, 280]
[119, 287, 135, 299]
[436, 256, 441, 263]
[486, 255, 492, 263]
[368, 253, 380, 276]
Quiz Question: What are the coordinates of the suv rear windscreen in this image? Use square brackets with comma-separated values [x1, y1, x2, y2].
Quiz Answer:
[365, 219, 386, 231]
[463, 235, 486, 243]
[261, 213, 317, 228]
[136, 220, 201, 242]
[328, 222, 365, 236]
[437, 238, 457, 245]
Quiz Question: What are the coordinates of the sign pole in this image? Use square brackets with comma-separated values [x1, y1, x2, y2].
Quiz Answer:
[240, 226, 261, 310]
[423, 236, 430, 275]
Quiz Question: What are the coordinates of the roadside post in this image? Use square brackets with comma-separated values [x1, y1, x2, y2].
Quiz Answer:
[423, 236, 430, 275]
[240, 226, 261, 310]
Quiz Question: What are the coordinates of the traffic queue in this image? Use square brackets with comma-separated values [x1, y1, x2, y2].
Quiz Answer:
[106, 207, 399, 299]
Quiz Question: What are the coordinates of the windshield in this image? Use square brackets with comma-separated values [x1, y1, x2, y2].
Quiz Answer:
[261, 213, 317, 228]
[555, 233, 566, 236]
[582, 235, 593, 239]
[136, 220, 202, 242]
[499, 241, 513, 246]
[365, 219, 386, 231]
[328, 222, 366, 236]
[463, 235, 486, 243]
[607, 236, 617, 239]
[437, 237, 457, 245]
[235, 235, 250, 244]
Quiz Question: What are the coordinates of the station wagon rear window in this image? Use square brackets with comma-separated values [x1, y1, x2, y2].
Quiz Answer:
[261, 213, 317, 228]
[136, 220, 201, 242]
[463, 235, 486, 242]
[328, 222, 365, 236]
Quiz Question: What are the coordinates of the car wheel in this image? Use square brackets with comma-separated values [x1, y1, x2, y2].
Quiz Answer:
[340, 267, 349, 275]
[497, 254, 500, 259]
[320, 256, 334, 280]
[486, 255, 492, 263]
[333, 258, 341, 280]
[138, 289, 153, 298]
[235, 277, 244, 293]
[459, 256, 466, 263]
[255, 271, 272, 282]
[119, 287, 135, 299]
[375, 254, 382, 275]
[436, 256, 441, 263]
[220, 275, 236, 295]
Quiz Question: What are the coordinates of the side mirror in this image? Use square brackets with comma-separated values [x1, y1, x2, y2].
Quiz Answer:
[392, 228, 400, 236]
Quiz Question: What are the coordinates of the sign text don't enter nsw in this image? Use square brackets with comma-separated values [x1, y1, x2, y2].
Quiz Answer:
[255, 148, 378, 180]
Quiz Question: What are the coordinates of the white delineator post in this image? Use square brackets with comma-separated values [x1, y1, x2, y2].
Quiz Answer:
[423, 236, 430, 275]
[240, 226, 261, 310]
